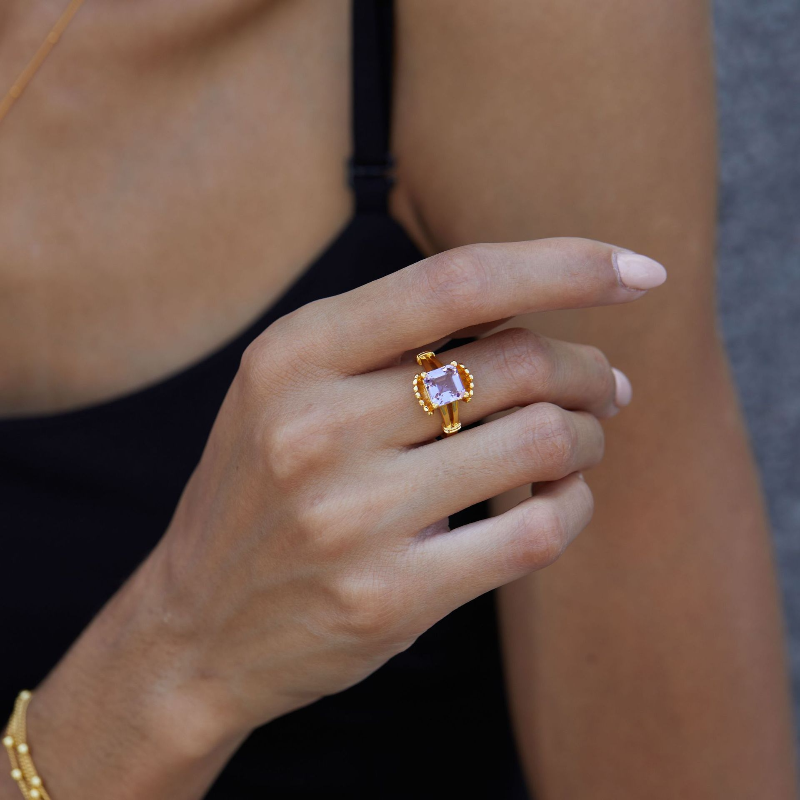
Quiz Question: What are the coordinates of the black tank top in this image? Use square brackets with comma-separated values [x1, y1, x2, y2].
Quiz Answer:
[1, 3, 528, 797]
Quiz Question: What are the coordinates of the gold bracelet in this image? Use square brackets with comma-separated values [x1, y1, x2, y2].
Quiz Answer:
[3, 691, 52, 800]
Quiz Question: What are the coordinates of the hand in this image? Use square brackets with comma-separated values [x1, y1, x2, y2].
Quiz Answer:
[143, 238, 663, 739]
[23, 239, 666, 800]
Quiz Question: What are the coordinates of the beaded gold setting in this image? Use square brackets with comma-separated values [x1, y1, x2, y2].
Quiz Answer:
[413, 351, 474, 435]
[4, 691, 51, 800]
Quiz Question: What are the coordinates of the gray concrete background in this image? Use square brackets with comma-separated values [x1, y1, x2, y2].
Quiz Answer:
[713, 0, 800, 745]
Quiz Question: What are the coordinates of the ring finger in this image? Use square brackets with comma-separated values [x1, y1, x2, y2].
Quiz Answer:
[352, 327, 630, 446]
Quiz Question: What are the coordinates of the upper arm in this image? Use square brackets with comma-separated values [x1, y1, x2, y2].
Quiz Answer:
[392, 0, 723, 502]
[391, 7, 799, 797]
[395, 0, 722, 763]
[392, 0, 718, 328]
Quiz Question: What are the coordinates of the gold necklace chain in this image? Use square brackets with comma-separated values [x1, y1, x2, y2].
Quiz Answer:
[0, 0, 86, 126]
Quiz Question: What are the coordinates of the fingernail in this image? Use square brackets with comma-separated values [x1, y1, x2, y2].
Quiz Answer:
[612, 367, 633, 407]
[613, 252, 667, 291]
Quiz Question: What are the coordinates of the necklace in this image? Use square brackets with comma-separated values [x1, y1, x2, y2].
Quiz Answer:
[0, 0, 85, 126]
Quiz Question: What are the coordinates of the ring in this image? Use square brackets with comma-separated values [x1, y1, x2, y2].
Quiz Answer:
[413, 351, 474, 435]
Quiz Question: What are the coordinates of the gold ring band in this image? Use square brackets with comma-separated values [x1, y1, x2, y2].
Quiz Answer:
[413, 351, 474, 435]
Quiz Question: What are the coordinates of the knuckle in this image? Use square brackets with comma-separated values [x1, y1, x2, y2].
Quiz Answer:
[262, 414, 337, 488]
[422, 245, 493, 316]
[239, 314, 306, 387]
[522, 403, 578, 474]
[298, 508, 356, 561]
[509, 503, 569, 571]
[294, 496, 340, 538]
[294, 491, 388, 561]
[496, 328, 555, 395]
[239, 334, 278, 388]
[330, 574, 399, 641]
[531, 506, 570, 568]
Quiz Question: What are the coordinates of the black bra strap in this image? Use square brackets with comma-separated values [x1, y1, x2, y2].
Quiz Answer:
[349, 0, 395, 215]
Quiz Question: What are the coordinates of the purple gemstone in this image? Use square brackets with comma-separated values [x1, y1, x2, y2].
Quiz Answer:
[422, 364, 467, 408]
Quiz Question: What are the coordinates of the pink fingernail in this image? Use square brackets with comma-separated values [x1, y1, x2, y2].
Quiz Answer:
[613, 252, 667, 291]
[612, 368, 633, 407]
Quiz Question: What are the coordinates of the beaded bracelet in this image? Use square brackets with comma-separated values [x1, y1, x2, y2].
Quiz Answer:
[3, 691, 52, 800]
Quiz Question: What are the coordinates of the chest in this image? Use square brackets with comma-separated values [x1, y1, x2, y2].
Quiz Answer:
[0, 0, 352, 415]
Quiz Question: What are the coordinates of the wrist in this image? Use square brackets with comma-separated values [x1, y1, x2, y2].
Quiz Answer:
[21, 553, 248, 800]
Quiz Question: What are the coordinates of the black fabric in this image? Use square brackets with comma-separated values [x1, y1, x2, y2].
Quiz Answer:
[0, 2, 529, 797]
[350, 0, 395, 214]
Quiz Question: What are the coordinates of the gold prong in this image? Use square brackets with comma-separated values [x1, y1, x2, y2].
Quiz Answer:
[415, 392, 421, 399]
[451, 360, 458, 366]
[420, 372, 427, 378]
[423, 406, 429, 412]
[419, 400, 424, 406]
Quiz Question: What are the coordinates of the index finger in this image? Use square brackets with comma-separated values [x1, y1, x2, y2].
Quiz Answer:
[295, 237, 666, 374]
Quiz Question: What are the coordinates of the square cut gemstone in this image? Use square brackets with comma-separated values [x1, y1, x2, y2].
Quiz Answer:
[422, 364, 467, 408]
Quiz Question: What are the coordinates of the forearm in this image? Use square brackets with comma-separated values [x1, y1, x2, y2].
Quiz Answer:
[497, 328, 797, 798]
[1, 551, 245, 800]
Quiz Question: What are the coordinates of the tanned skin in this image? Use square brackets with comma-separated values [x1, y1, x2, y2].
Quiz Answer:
[0, 1, 795, 798]
[393, 2, 797, 797]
